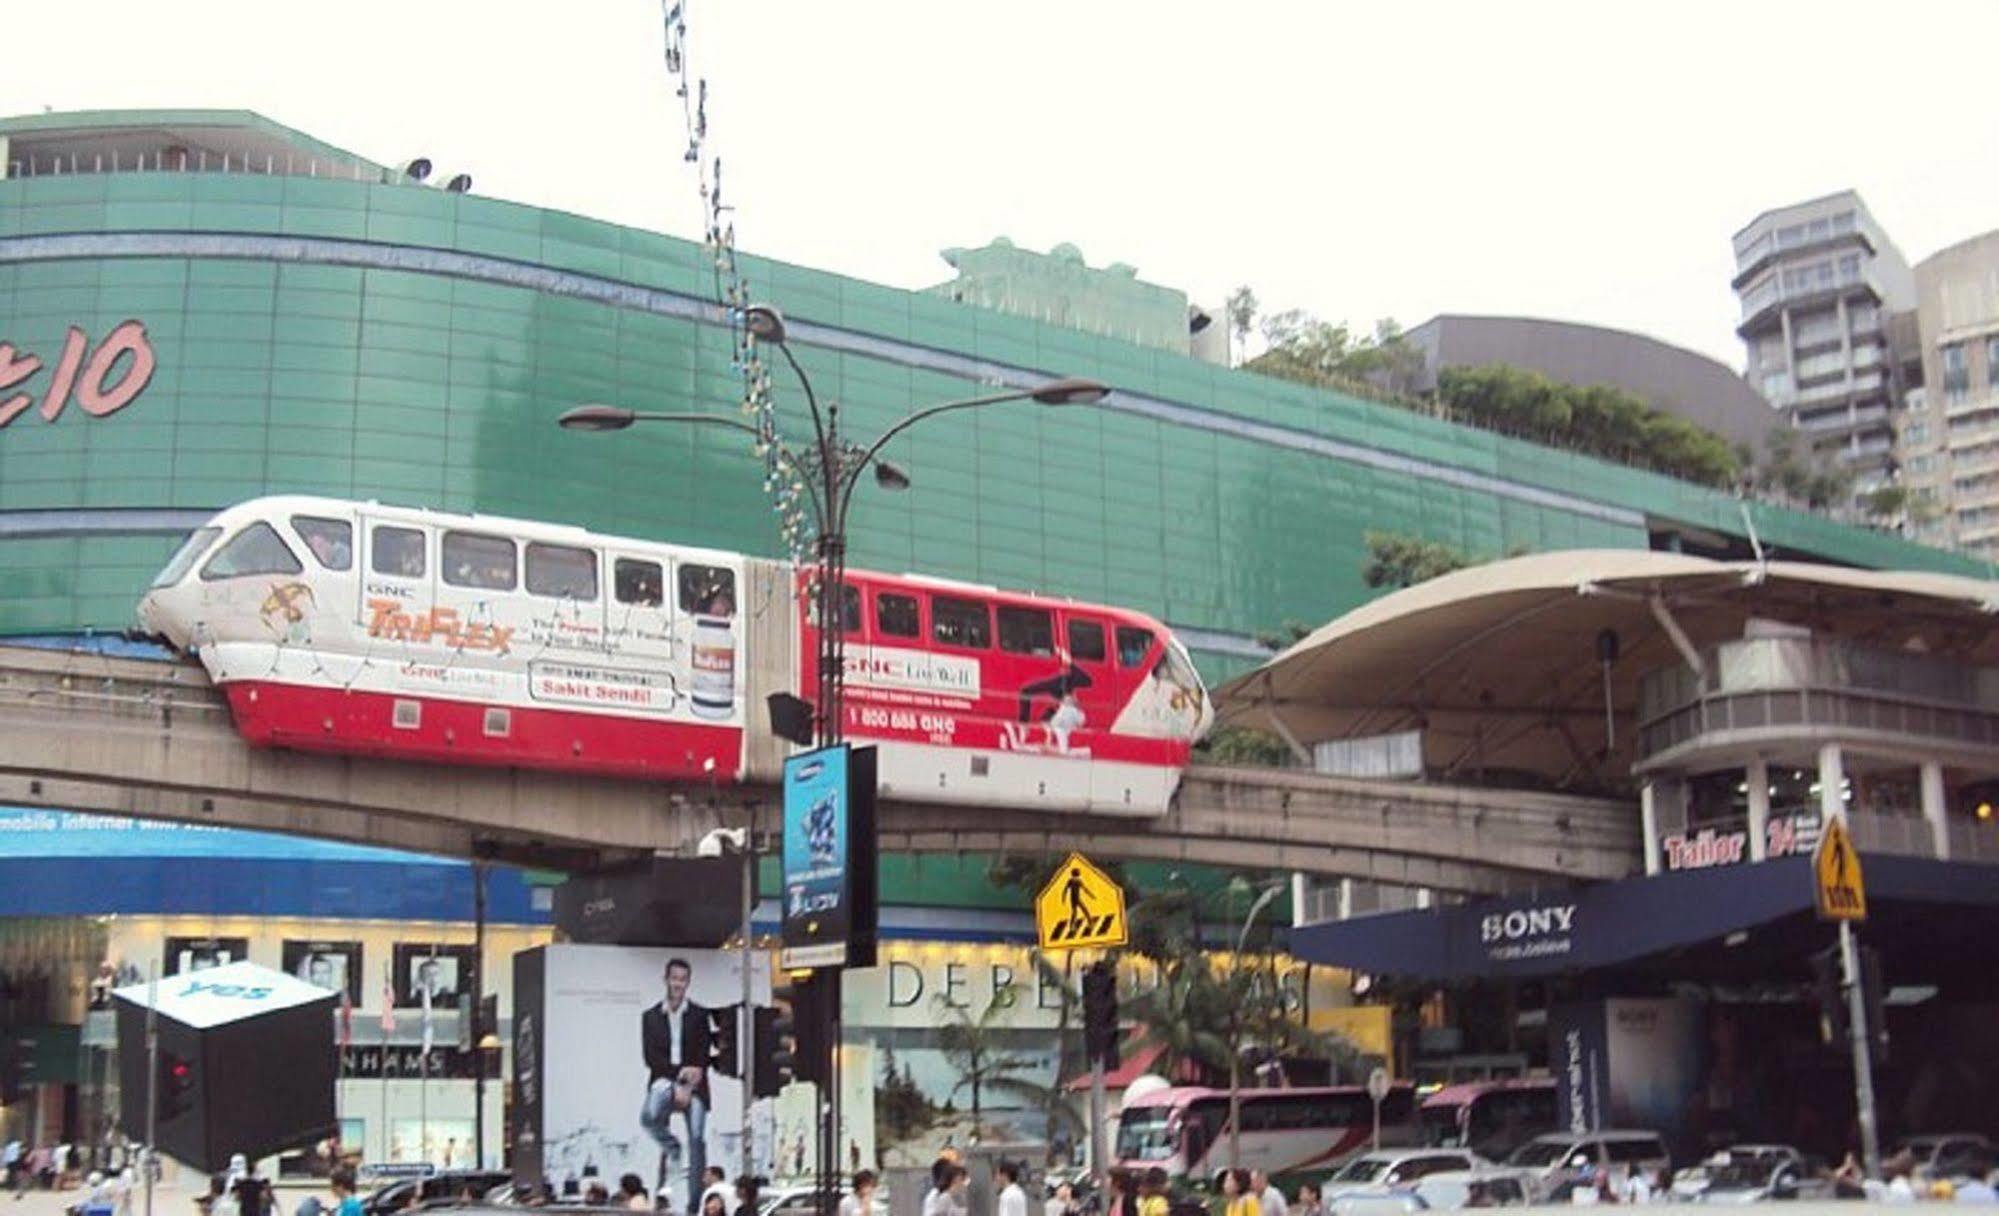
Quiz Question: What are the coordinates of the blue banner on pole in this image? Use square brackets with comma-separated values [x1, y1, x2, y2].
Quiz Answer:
[781, 745, 853, 969]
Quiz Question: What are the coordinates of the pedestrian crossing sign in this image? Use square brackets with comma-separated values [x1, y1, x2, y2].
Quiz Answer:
[1813, 816, 1867, 922]
[1036, 852, 1128, 951]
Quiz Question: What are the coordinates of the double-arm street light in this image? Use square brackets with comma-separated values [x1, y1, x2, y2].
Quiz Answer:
[559, 303, 1109, 747]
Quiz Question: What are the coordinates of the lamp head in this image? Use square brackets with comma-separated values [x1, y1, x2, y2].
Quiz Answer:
[873, 459, 912, 491]
[558, 404, 637, 432]
[400, 157, 432, 183]
[1030, 377, 1110, 406]
[744, 304, 788, 344]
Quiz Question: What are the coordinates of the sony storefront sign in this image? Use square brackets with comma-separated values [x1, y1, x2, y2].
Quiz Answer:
[1478, 901, 1578, 962]
[513, 945, 771, 1209]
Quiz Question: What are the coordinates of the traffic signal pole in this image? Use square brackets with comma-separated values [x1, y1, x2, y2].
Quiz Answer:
[143, 964, 157, 1216]
[1089, 1059, 1107, 1189]
[1839, 921, 1881, 1178]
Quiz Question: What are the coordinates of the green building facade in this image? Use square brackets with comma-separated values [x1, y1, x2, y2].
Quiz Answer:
[0, 111, 1979, 679]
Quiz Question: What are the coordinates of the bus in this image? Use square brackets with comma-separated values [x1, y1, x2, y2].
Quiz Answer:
[1418, 1078, 1557, 1162]
[1115, 1085, 1419, 1182]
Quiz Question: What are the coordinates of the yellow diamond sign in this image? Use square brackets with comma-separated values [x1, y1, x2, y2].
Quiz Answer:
[1813, 816, 1867, 922]
[1036, 852, 1128, 952]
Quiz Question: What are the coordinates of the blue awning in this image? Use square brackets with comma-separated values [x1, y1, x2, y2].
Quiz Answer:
[1292, 855, 1999, 980]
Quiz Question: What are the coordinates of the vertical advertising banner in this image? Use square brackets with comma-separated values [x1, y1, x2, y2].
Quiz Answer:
[516, 945, 771, 1210]
[781, 745, 878, 970]
[1548, 1000, 1609, 1135]
[1603, 998, 1703, 1150]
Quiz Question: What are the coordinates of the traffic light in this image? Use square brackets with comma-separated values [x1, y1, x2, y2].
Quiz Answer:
[157, 1049, 196, 1123]
[754, 1004, 794, 1097]
[788, 974, 833, 1091]
[1082, 960, 1119, 1070]
[1808, 945, 1847, 1046]
[0, 1036, 21, 1106]
[1858, 944, 1890, 1066]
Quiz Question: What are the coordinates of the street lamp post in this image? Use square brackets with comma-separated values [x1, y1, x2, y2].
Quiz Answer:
[560, 304, 1107, 747]
[1228, 882, 1282, 1171]
[560, 305, 1108, 1210]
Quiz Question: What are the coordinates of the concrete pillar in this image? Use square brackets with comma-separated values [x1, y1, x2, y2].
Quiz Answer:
[1818, 743, 1846, 827]
[1922, 761, 1950, 860]
[1746, 757, 1772, 862]
[1641, 781, 1663, 876]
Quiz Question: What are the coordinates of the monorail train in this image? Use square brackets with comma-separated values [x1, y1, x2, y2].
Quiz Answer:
[136, 497, 1212, 815]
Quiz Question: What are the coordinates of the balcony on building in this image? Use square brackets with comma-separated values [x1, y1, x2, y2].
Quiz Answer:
[1635, 634, 1999, 871]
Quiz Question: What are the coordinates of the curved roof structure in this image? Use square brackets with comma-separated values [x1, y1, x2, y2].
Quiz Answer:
[1216, 550, 1999, 788]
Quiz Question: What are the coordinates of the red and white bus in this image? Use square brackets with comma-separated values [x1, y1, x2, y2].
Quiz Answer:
[1115, 1085, 1419, 1182]
[1419, 1078, 1557, 1163]
[136, 496, 1211, 815]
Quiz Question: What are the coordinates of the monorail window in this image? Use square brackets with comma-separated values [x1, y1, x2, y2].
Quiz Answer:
[680, 564, 736, 618]
[840, 584, 862, 632]
[372, 527, 426, 579]
[615, 559, 664, 607]
[292, 517, 353, 571]
[877, 592, 920, 638]
[527, 543, 598, 601]
[1116, 625, 1154, 668]
[1067, 619, 1107, 663]
[932, 596, 991, 649]
[152, 527, 220, 587]
[997, 606, 1055, 656]
[200, 522, 302, 581]
[443, 531, 517, 592]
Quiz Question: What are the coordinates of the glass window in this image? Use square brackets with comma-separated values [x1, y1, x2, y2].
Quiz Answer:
[840, 584, 862, 632]
[1943, 343, 1970, 400]
[1068, 618, 1107, 662]
[200, 522, 301, 580]
[371, 526, 427, 578]
[615, 558, 664, 607]
[526, 542, 597, 600]
[1116, 625, 1155, 667]
[152, 527, 220, 588]
[291, 516, 353, 571]
[931, 596, 991, 649]
[1605, 1138, 1664, 1164]
[877, 592, 919, 638]
[1987, 337, 1999, 387]
[997, 605, 1055, 656]
[679, 564, 736, 618]
[442, 531, 517, 591]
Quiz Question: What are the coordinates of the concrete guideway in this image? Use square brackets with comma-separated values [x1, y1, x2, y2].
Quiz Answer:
[0, 646, 1640, 892]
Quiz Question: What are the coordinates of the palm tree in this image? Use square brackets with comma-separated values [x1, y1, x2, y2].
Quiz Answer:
[935, 989, 1041, 1145]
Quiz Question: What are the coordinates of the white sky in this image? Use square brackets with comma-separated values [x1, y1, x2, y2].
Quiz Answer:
[4, 1, 1995, 370]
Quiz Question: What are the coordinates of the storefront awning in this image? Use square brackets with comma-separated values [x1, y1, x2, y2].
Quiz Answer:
[1291, 855, 1999, 983]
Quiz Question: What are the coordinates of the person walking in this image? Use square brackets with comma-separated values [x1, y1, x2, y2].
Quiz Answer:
[1102, 1171, 1132, 1216]
[1220, 1171, 1259, 1216]
[840, 1171, 877, 1216]
[1136, 1170, 1168, 1216]
[924, 1166, 968, 1216]
[1250, 1172, 1284, 1216]
[618, 1176, 650, 1212]
[330, 1168, 362, 1216]
[1044, 1181, 1075, 1216]
[998, 1164, 1029, 1216]
[1292, 1183, 1322, 1216]
[698, 1167, 730, 1216]
[2, 1137, 19, 1198]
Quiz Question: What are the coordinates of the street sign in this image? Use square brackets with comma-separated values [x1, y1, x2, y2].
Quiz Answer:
[1036, 852, 1128, 951]
[1813, 816, 1867, 922]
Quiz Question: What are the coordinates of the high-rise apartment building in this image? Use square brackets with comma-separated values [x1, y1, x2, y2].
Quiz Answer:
[1731, 191, 1916, 501]
[1909, 231, 1999, 555]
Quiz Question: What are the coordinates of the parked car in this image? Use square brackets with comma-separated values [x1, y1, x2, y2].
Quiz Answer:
[1410, 1169, 1530, 1209]
[1327, 1193, 1427, 1216]
[362, 1171, 511, 1216]
[1690, 1146, 1830, 1204]
[758, 1185, 889, 1216]
[1325, 1149, 1488, 1197]
[1501, 1130, 1669, 1201]
[1893, 1134, 1996, 1181]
